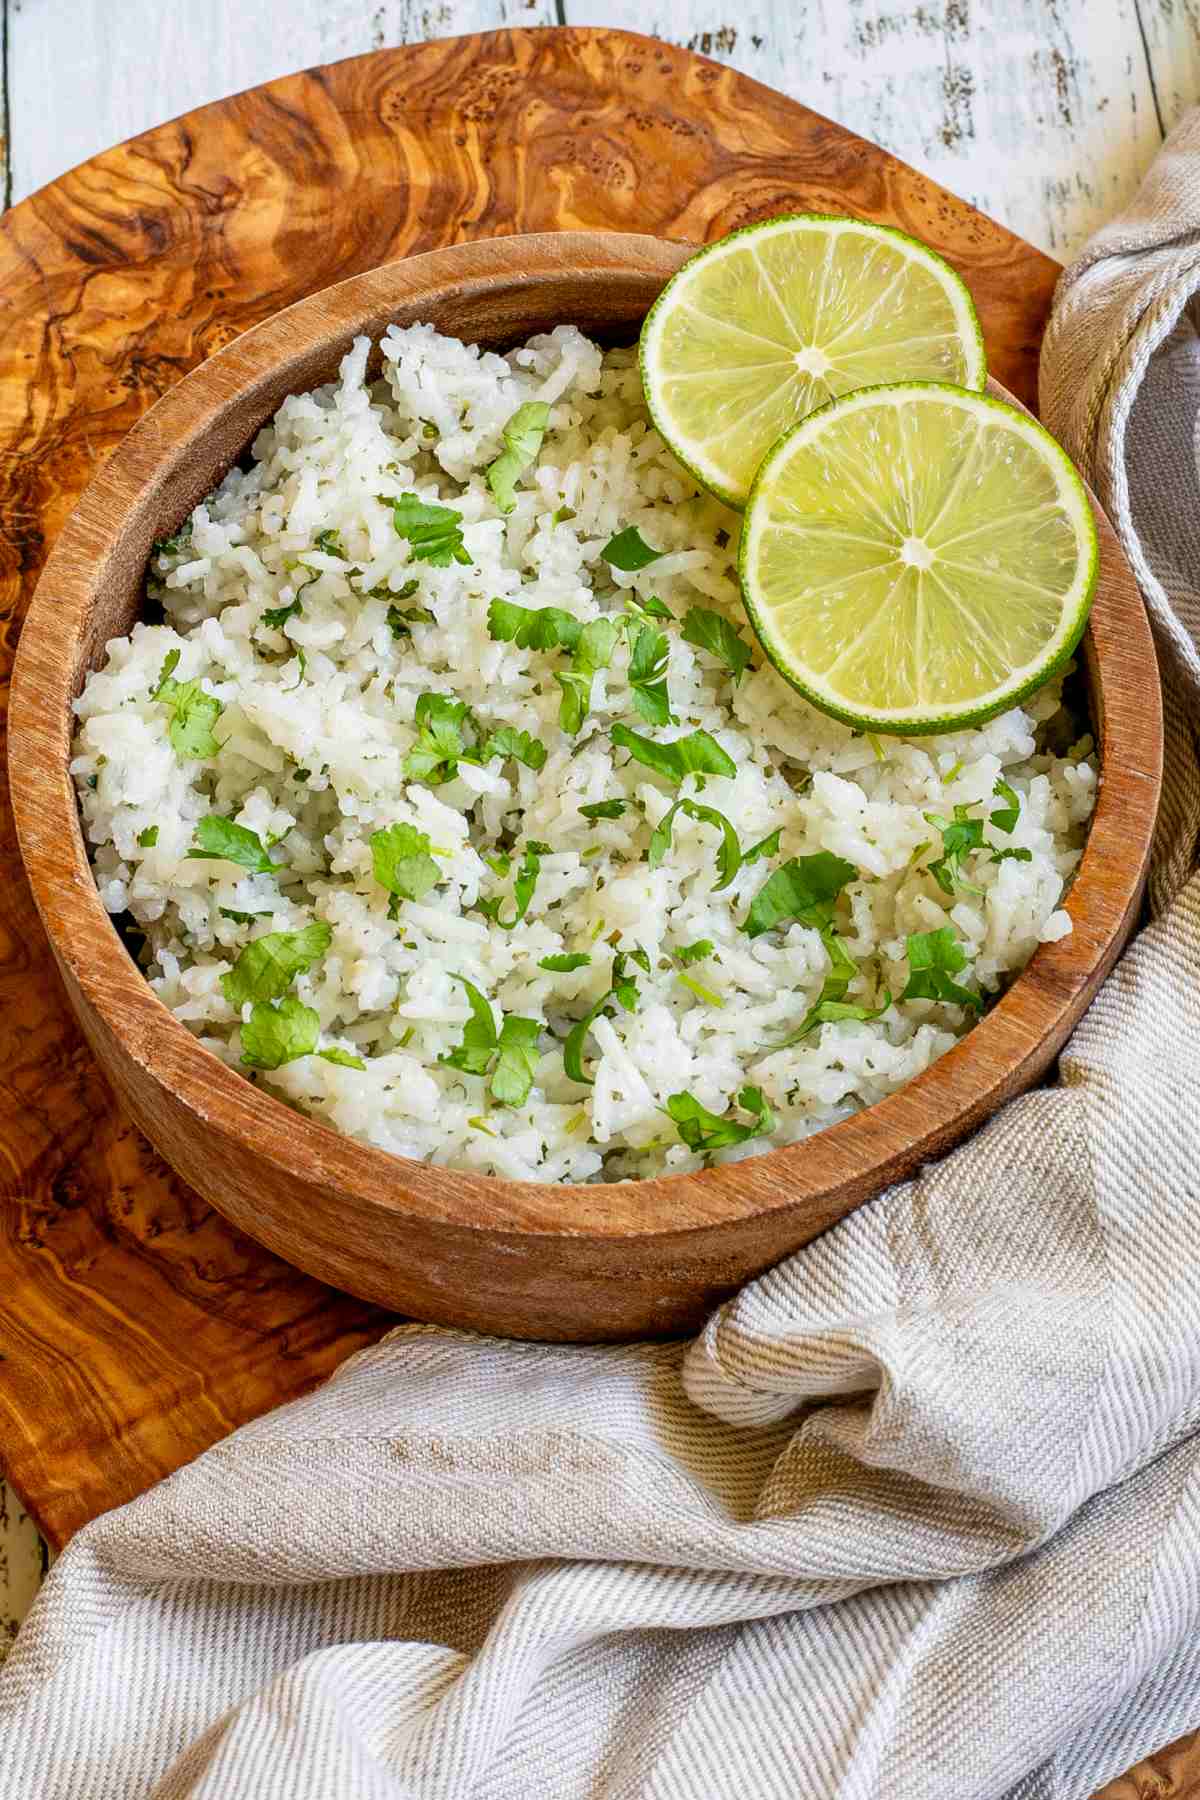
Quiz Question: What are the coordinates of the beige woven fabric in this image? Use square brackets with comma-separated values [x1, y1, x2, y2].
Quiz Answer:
[6, 118, 1200, 1800]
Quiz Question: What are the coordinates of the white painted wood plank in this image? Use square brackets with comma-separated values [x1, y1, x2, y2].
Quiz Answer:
[568, 0, 1166, 260]
[1137, 0, 1200, 136]
[5, 0, 556, 203]
[0, 1479, 46, 1662]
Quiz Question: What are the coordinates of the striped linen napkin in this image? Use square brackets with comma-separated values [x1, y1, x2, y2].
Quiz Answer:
[5, 113, 1200, 1800]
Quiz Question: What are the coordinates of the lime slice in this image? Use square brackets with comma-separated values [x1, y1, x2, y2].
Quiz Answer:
[739, 382, 1098, 736]
[640, 214, 986, 508]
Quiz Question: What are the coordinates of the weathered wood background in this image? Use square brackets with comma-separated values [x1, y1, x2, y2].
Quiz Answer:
[1, 11, 1198, 1791]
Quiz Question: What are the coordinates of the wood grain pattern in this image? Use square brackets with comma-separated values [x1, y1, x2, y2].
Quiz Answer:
[8, 231, 1161, 1352]
[0, 25, 1070, 1546]
[0, 0, 1156, 1591]
[4, 0, 1184, 261]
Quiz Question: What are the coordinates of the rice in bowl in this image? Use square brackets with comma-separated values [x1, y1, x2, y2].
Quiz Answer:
[69, 323, 1097, 1183]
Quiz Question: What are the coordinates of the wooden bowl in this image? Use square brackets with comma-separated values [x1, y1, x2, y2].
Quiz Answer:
[8, 232, 1162, 1342]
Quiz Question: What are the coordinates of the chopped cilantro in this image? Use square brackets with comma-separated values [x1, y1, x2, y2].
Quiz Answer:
[902, 927, 981, 1011]
[990, 777, 1021, 834]
[601, 525, 666, 572]
[553, 504, 576, 524]
[626, 621, 674, 726]
[562, 949, 642, 1084]
[261, 597, 302, 631]
[664, 1086, 774, 1153]
[991, 846, 1034, 865]
[487, 598, 582, 653]
[379, 492, 471, 566]
[387, 603, 436, 638]
[742, 852, 856, 939]
[743, 827, 781, 865]
[486, 401, 550, 514]
[924, 805, 984, 896]
[676, 971, 724, 1007]
[539, 952, 591, 972]
[441, 976, 541, 1106]
[137, 827, 159, 849]
[240, 996, 320, 1070]
[479, 725, 547, 773]
[404, 691, 473, 784]
[152, 650, 223, 761]
[555, 617, 621, 736]
[318, 1046, 366, 1070]
[152, 525, 192, 559]
[610, 723, 736, 786]
[477, 841, 547, 929]
[625, 593, 672, 621]
[680, 606, 753, 683]
[220, 920, 332, 1007]
[186, 816, 276, 875]
[579, 798, 627, 820]
[370, 822, 441, 911]
[219, 907, 271, 924]
[313, 529, 346, 558]
[649, 798, 741, 890]
[674, 939, 714, 966]
[778, 992, 891, 1047]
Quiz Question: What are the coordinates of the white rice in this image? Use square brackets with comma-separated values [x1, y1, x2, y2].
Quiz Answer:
[70, 323, 1098, 1183]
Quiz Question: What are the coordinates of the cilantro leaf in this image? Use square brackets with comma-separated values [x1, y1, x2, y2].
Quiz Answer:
[221, 920, 333, 1007]
[610, 723, 736, 785]
[240, 996, 320, 1069]
[625, 593, 672, 621]
[186, 816, 277, 875]
[555, 617, 621, 736]
[442, 976, 499, 1076]
[601, 525, 666, 572]
[404, 691, 474, 784]
[440, 977, 541, 1105]
[370, 822, 441, 909]
[991, 846, 1034, 865]
[649, 798, 741, 890]
[626, 622, 674, 726]
[742, 852, 856, 939]
[778, 993, 892, 1047]
[924, 805, 985, 896]
[486, 401, 551, 515]
[152, 525, 192, 559]
[990, 777, 1021, 834]
[681, 606, 753, 683]
[262, 597, 302, 631]
[380, 492, 471, 566]
[562, 949, 643, 1085]
[314, 529, 346, 558]
[674, 939, 714, 967]
[219, 907, 272, 924]
[152, 651, 223, 761]
[487, 599, 582, 653]
[539, 952, 591, 972]
[387, 603, 436, 638]
[743, 827, 781, 865]
[318, 1046, 366, 1070]
[477, 842, 546, 929]
[665, 1086, 774, 1153]
[579, 799, 627, 820]
[490, 1015, 542, 1106]
[137, 827, 159, 848]
[479, 725, 547, 773]
[902, 927, 981, 1011]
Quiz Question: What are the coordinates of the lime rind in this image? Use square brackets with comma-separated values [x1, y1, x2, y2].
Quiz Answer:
[640, 212, 987, 510]
[738, 380, 1099, 737]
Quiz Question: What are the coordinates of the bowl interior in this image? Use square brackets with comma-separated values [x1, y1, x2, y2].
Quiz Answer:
[9, 232, 1160, 1248]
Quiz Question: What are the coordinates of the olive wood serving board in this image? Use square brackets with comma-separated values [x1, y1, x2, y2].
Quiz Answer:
[2, 30, 1188, 1792]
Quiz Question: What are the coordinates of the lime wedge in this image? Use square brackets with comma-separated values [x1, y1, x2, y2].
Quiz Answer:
[739, 382, 1098, 736]
[640, 214, 986, 508]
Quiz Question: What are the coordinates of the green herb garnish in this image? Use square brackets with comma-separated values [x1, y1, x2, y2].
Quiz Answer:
[742, 852, 856, 939]
[477, 841, 548, 929]
[487, 598, 582, 653]
[486, 401, 550, 514]
[626, 621, 674, 726]
[318, 1046, 366, 1070]
[262, 597, 302, 631]
[924, 805, 984, 896]
[152, 650, 223, 761]
[186, 816, 276, 875]
[664, 1086, 774, 1153]
[314, 528, 346, 558]
[610, 723, 735, 786]
[625, 593, 672, 621]
[240, 995, 320, 1069]
[387, 603, 436, 638]
[902, 927, 981, 1010]
[441, 976, 541, 1107]
[479, 725, 547, 773]
[680, 606, 753, 683]
[555, 617, 622, 735]
[370, 822, 441, 912]
[990, 777, 1021, 834]
[991, 846, 1034, 865]
[152, 525, 192, 559]
[742, 827, 781, 865]
[601, 525, 666, 572]
[649, 798, 741, 890]
[579, 798, 627, 820]
[137, 827, 159, 848]
[562, 949, 642, 1084]
[220, 920, 332, 1007]
[404, 691, 474, 784]
[379, 492, 471, 566]
[674, 939, 714, 966]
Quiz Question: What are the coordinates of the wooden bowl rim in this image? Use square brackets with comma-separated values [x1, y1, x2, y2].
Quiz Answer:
[9, 229, 1162, 1243]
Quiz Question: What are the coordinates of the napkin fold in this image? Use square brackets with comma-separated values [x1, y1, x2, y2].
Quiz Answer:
[6, 114, 1200, 1800]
